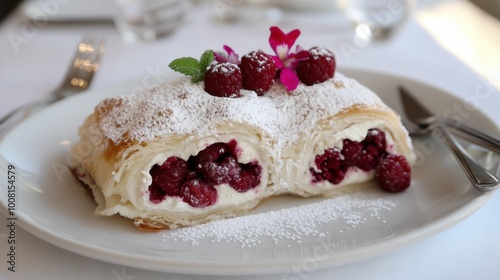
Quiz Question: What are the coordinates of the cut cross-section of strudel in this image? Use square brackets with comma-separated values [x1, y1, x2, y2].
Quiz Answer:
[278, 78, 415, 197]
[69, 27, 415, 231]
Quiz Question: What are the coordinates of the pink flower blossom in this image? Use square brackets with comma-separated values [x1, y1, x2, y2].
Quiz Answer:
[269, 26, 309, 91]
[214, 45, 240, 64]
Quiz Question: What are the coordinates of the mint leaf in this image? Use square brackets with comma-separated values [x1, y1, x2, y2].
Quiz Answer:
[168, 50, 215, 83]
[169, 57, 200, 77]
[199, 50, 214, 72]
[188, 50, 214, 83]
[191, 72, 205, 83]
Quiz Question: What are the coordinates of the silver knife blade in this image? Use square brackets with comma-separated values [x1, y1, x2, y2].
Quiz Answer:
[399, 86, 500, 154]
[398, 86, 436, 128]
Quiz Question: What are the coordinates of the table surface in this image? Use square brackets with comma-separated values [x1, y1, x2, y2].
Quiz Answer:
[0, 0, 500, 279]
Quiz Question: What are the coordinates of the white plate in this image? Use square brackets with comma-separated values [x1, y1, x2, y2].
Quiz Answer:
[0, 69, 498, 275]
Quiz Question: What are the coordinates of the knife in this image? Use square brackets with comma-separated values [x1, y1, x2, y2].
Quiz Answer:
[399, 86, 500, 154]
[399, 86, 499, 192]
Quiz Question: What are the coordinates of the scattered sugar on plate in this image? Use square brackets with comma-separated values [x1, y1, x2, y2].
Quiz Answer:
[162, 194, 397, 248]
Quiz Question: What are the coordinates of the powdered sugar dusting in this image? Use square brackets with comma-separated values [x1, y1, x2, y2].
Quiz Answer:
[211, 62, 235, 74]
[310, 46, 334, 60]
[162, 194, 397, 248]
[97, 72, 386, 151]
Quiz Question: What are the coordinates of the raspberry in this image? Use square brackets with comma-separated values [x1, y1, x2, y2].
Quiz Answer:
[149, 157, 188, 196]
[230, 162, 262, 192]
[312, 148, 346, 184]
[204, 62, 242, 98]
[363, 129, 386, 152]
[202, 156, 242, 185]
[148, 184, 166, 204]
[354, 129, 387, 171]
[221, 156, 243, 179]
[357, 145, 382, 171]
[315, 148, 342, 170]
[181, 178, 218, 208]
[376, 155, 411, 192]
[296, 47, 336, 86]
[341, 139, 363, 167]
[240, 50, 277, 95]
[191, 142, 231, 170]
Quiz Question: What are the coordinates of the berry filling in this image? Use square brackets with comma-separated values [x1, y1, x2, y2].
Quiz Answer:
[311, 128, 411, 192]
[148, 140, 262, 207]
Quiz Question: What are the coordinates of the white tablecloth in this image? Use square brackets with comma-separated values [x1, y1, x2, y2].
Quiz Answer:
[0, 0, 499, 279]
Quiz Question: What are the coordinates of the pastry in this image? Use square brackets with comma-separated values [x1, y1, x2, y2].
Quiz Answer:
[70, 27, 415, 231]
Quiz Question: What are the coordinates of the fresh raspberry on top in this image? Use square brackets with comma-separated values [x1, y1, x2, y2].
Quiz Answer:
[376, 155, 411, 192]
[204, 62, 242, 98]
[296, 47, 336, 86]
[240, 50, 277, 95]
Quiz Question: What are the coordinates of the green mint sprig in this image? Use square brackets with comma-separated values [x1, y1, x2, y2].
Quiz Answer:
[168, 50, 214, 83]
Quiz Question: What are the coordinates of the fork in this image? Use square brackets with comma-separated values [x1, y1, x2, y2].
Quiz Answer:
[0, 36, 105, 134]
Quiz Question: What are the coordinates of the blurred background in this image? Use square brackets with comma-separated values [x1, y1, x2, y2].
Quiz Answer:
[0, 0, 20, 21]
[1, 0, 500, 22]
[472, 0, 500, 19]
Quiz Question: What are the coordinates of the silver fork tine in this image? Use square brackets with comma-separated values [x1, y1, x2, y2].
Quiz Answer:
[55, 37, 104, 98]
[61, 37, 95, 87]
[0, 36, 104, 133]
[82, 38, 105, 90]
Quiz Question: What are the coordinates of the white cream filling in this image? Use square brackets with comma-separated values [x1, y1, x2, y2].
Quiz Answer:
[139, 184, 261, 214]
